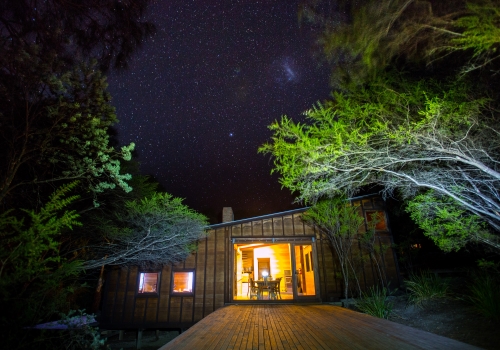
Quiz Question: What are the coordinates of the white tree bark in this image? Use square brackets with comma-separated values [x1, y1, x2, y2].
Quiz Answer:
[297, 122, 500, 233]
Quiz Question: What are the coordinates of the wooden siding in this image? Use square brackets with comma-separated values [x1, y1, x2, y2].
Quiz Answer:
[159, 305, 479, 350]
[99, 195, 401, 330]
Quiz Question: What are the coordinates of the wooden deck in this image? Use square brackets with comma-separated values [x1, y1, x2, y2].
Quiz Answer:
[159, 304, 480, 350]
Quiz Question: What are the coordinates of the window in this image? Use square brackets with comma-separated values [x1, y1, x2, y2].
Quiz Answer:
[172, 271, 194, 294]
[138, 272, 159, 294]
[365, 210, 387, 231]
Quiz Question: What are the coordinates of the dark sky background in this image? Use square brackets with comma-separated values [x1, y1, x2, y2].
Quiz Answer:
[107, 0, 331, 223]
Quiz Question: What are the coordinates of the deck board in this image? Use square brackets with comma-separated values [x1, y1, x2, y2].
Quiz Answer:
[159, 304, 480, 350]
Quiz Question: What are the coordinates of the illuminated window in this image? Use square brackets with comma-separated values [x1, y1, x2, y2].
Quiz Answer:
[172, 271, 194, 294]
[138, 272, 159, 294]
[365, 210, 387, 231]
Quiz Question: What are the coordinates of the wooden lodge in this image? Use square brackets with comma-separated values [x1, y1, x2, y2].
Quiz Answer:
[99, 194, 401, 331]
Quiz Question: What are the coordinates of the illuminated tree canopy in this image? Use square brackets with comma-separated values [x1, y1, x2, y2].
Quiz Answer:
[260, 76, 500, 250]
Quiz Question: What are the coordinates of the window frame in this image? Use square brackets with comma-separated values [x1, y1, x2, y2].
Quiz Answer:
[137, 271, 161, 296]
[171, 269, 195, 296]
[365, 210, 388, 231]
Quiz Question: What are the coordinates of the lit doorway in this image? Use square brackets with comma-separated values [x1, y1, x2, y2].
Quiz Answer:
[233, 243, 293, 300]
[233, 241, 317, 301]
[293, 244, 316, 297]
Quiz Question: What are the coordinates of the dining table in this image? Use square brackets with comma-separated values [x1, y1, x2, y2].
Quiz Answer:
[254, 279, 279, 300]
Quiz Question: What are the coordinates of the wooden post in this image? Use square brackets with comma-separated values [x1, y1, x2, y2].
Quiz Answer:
[136, 329, 143, 349]
[91, 256, 107, 313]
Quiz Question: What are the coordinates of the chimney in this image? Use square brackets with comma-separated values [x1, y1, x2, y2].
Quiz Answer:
[222, 207, 234, 223]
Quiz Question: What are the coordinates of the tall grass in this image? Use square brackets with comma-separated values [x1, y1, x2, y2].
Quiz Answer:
[354, 285, 393, 319]
[405, 271, 449, 307]
[468, 274, 500, 321]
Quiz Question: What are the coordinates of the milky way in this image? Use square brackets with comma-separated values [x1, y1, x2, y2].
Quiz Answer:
[107, 0, 331, 222]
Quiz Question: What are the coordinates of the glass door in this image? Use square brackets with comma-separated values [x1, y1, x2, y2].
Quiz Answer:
[292, 243, 317, 299]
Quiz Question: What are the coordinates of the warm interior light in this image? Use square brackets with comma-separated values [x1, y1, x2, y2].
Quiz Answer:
[138, 273, 158, 293]
[262, 271, 268, 277]
[173, 271, 194, 293]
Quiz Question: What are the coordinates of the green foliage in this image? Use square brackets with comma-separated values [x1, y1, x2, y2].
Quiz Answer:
[0, 181, 82, 291]
[477, 258, 500, 273]
[42, 59, 135, 195]
[406, 190, 491, 252]
[452, 1, 500, 58]
[300, 0, 500, 87]
[354, 285, 394, 319]
[0, 2, 157, 348]
[0, 183, 88, 348]
[405, 271, 449, 308]
[56, 310, 108, 350]
[82, 192, 209, 269]
[261, 74, 500, 248]
[0, 50, 135, 206]
[260, 76, 487, 201]
[303, 197, 365, 242]
[303, 196, 366, 300]
[468, 273, 500, 321]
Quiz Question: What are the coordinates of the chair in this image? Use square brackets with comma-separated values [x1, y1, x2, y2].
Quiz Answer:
[271, 278, 282, 300]
[259, 280, 272, 299]
[248, 278, 259, 299]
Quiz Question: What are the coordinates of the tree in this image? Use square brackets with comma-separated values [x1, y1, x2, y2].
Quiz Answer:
[81, 192, 209, 270]
[303, 197, 366, 303]
[260, 76, 500, 250]
[0, 0, 156, 208]
[0, 182, 84, 347]
[0, 2, 162, 347]
[406, 190, 494, 251]
[299, 0, 500, 87]
[0, 182, 81, 293]
[0, 0, 155, 71]
[0, 51, 134, 208]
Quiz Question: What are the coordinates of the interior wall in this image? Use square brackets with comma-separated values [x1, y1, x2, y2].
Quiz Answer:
[252, 244, 291, 282]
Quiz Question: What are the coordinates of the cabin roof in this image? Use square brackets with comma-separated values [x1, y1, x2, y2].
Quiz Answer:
[208, 193, 382, 229]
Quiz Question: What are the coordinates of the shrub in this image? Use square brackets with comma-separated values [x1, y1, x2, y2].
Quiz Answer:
[468, 274, 500, 322]
[405, 271, 449, 307]
[31, 310, 109, 350]
[354, 285, 393, 319]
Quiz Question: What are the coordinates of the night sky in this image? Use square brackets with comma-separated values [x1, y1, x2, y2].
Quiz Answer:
[107, 0, 331, 223]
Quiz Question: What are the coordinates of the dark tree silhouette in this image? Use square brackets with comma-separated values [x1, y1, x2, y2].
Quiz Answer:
[0, 0, 155, 71]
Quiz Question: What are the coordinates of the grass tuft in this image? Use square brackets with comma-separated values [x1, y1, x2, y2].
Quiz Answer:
[468, 274, 500, 321]
[405, 271, 449, 308]
[354, 285, 393, 319]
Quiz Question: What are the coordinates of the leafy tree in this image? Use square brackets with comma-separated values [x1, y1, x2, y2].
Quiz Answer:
[0, 182, 85, 347]
[81, 192, 209, 270]
[300, 0, 500, 87]
[0, 182, 81, 289]
[0, 0, 156, 208]
[0, 2, 165, 347]
[0, 50, 134, 208]
[303, 197, 366, 303]
[406, 190, 494, 251]
[260, 76, 500, 250]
